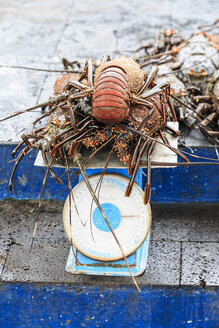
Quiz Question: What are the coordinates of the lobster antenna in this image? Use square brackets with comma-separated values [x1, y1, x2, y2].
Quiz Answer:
[0, 64, 81, 74]
[28, 161, 51, 252]
[75, 153, 141, 293]
[141, 161, 219, 167]
[0, 93, 69, 123]
[89, 145, 114, 243]
[63, 150, 83, 264]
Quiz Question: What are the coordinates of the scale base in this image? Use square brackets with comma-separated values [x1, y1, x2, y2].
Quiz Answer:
[65, 233, 150, 277]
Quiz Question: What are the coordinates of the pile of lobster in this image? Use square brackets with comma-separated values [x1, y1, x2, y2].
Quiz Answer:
[1, 22, 218, 207]
[6, 55, 188, 205]
[130, 26, 219, 144]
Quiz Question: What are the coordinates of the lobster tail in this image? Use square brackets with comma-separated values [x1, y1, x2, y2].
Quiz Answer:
[92, 66, 130, 124]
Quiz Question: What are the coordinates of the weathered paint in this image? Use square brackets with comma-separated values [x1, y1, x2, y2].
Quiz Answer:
[0, 283, 218, 328]
[0, 144, 218, 202]
[0, 144, 79, 201]
[145, 147, 219, 203]
[66, 234, 150, 276]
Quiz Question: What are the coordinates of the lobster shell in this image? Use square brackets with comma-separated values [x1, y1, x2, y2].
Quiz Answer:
[53, 73, 87, 95]
[92, 57, 144, 124]
[92, 66, 130, 123]
[131, 94, 164, 133]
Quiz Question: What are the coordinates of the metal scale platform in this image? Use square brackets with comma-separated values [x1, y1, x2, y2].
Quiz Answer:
[35, 122, 178, 277]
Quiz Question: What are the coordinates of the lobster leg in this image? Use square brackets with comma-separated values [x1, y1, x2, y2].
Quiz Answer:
[131, 95, 154, 108]
[139, 87, 169, 125]
[125, 138, 150, 197]
[67, 99, 77, 130]
[50, 128, 95, 157]
[29, 156, 56, 251]
[54, 117, 92, 145]
[159, 130, 172, 146]
[11, 141, 25, 157]
[12, 127, 47, 157]
[41, 150, 63, 184]
[78, 60, 89, 83]
[166, 97, 177, 122]
[87, 59, 93, 88]
[21, 134, 44, 150]
[78, 59, 93, 88]
[10, 132, 44, 191]
[77, 116, 93, 130]
[21, 134, 36, 149]
[128, 137, 142, 176]
[140, 82, 177, 122]
[128, 109, 155, 175]
[54, 127, 74, 144]
[51, 131, 81, 157]
[165, 125, 181, 136]
[83, 135, 116, 167]
[9, 146, 30, 193]
[159, 92, 169, 126]
[66, 80, 89, 91]
[137, 107, 156, 131]
[140, 86, 165, 99]
[137, 66, 159, 95]
[69, 142, 80, 160]
[101, 55, 111, 64]
[33, 106, 57, 126]
[57, 117, 93, 143]
[155, 81, 177, 121]
[158, 130, 190, 163]
[144, 140, 156, 204]
[69, 89, 93, 100]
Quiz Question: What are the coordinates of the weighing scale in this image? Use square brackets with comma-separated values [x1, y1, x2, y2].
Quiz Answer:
[35, 122, 178, 277]
[63, 171, 151, 276]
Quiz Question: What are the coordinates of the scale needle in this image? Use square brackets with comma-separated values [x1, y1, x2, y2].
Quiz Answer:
[122, 215, 139, 218]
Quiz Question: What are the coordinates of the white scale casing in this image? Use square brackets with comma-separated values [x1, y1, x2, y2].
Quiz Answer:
[63, 173, 151, 262]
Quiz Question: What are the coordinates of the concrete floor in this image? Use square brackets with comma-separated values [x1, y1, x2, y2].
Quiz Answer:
[0, 0, 218, 288]
[0, 200, 218, 287]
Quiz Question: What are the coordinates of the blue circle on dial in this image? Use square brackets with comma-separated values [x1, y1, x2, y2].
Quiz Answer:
[93, 203, 121, 232]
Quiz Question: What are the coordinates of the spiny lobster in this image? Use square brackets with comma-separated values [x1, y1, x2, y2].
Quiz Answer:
[9, 56, 188, 204]
[136, 29, 219, 144]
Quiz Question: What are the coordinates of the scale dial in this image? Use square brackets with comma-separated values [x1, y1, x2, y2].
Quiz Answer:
[63, 173, 151, 261]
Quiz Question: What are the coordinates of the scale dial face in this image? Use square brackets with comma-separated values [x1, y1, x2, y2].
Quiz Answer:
[63, 173, 151, 261]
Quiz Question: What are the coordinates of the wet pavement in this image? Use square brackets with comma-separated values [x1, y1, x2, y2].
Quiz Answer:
[0, 200, 218, 287]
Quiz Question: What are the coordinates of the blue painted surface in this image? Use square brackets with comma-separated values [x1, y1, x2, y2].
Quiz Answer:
[0, 144, 218, 202]
[0, 283, 218, 328]
[66, 234, 150, 276]
[78, 167, 143, 186]
[143, 147, 219, 203]
[0, 144, 79, 201]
